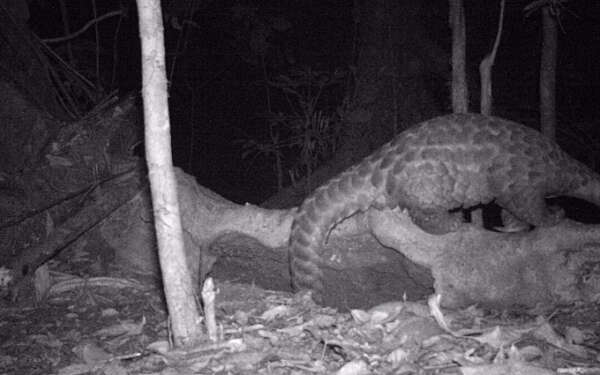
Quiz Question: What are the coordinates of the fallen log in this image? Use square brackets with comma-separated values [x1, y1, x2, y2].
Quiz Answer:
[104, 169, 600, 310]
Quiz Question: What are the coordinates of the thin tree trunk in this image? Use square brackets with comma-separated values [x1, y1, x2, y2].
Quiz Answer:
[58, 0, 74, 64]
[479, 0, 505, 115]
[540, 5, 557, 140]
[136, 0, 203, 347]
[449, 0, 468, 114]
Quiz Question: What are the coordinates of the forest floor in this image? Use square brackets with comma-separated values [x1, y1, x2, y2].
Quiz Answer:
[1, 253, 600, 375]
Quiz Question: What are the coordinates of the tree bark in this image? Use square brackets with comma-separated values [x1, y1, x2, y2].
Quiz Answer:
[449, 0, 468, 113]
[479, 0, 505, 115]
[136, 0, 202, 347]
[539, 6, 557, 140]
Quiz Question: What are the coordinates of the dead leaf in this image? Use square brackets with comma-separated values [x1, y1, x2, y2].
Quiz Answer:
[335, 359, 369, 375]
[351, 301, 404, 325]
[94, 317, 145, 338]
[533, 322, 588, 358]
[260, 305, 290, 321]
[72, 341, 110, 364]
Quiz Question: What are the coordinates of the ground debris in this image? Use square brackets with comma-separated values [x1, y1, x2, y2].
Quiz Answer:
[1, 274, 599, 374]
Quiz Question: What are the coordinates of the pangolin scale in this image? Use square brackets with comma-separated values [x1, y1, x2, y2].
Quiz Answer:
[289, 113, 600, 304]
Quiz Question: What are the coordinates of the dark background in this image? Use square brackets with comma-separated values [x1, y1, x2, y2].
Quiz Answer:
[27, 0, 600, 203]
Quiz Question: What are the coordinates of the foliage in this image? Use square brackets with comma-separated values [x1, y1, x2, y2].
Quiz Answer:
[238, 67, 345, 192]
[230, 4, 292, 66]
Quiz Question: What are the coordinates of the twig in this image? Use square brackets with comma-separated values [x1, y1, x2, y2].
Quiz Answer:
[42, 10, 124, 44]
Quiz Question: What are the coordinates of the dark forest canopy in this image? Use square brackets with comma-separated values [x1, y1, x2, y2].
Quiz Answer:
[21, 0, 600, 203]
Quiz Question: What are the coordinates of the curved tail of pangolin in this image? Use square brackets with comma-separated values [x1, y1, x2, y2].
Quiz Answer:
[289, 159, 386, 303]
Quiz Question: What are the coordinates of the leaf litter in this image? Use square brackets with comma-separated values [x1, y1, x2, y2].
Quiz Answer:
[1, 272, 599, 374]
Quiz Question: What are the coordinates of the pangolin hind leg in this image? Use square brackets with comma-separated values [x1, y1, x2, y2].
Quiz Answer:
[408, 208, 465, 234]
[497, 189, 564, 228]
[494, 209, 531, 232]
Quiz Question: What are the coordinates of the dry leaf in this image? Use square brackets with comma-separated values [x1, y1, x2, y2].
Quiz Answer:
[94, 317, 145, 337]
[335, 359, 369, 375]
[260, 305, 290, 321]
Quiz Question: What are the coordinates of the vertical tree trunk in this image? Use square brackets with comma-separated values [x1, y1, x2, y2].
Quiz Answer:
[479, 0, 505, 116]
[136, 0, 203, 347]
[539, 6, 557, 140]
[449, 0, 468, 113]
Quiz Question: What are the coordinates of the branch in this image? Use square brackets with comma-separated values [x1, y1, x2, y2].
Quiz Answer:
[42, 10, 124, 44]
